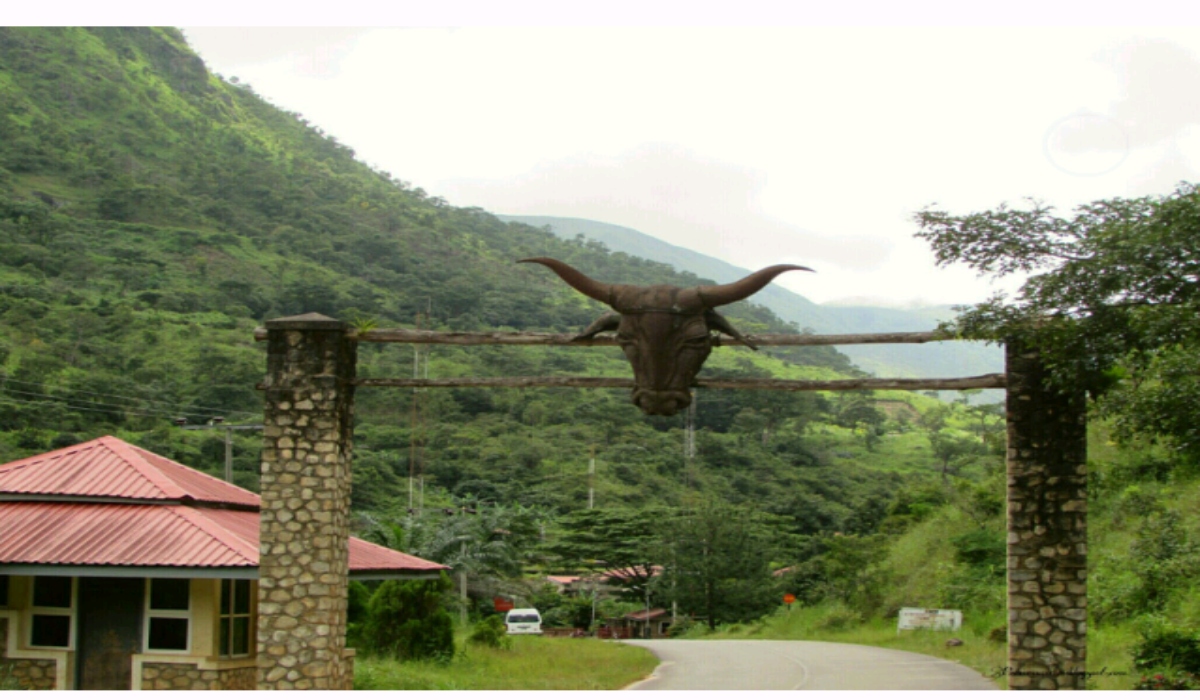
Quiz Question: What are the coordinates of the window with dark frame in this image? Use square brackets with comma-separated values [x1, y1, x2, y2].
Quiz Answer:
[30, 576, 73, 648]
[146, 578, 190, 652]
[0, 574, 8, 607]
[219, 579, 252, 657]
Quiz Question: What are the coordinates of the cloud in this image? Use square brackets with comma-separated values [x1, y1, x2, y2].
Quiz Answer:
[181, 28, 368, 78]
[439, 143, 888, 271]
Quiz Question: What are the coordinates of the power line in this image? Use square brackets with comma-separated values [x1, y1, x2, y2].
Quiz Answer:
[0, 387, 235, 421]
[0, 394, 191, 421]
[0, 376, 257, 418]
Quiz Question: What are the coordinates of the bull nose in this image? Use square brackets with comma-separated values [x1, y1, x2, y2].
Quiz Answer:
[633, 391, 692, 417]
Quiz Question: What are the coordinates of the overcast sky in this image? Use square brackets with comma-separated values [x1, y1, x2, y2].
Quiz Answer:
[87, 4, 1200, 306]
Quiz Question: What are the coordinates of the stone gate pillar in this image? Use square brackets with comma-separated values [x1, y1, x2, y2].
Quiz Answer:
[1005, 341, 1087, 690]
[258, 313, 357, 690]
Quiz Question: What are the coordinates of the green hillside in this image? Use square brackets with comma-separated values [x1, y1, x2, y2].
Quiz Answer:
[0, 26, 945, 521]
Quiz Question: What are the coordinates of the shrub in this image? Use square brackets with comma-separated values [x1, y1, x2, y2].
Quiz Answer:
[1133, 672, 1199, 690]
[816, 603, 862, 631]
[363, 574, 455, 661]
[468, 615, 511, 649]
[1132, 627, 1200, 674]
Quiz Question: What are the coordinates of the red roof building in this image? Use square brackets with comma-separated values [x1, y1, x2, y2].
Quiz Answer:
[0, 436, 446, 690]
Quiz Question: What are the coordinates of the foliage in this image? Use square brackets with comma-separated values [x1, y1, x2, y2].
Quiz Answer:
[467, 615, 512, 650]
[915, 184, 1200, 466]
[1132, 672, 1200, 690]
[362, 575, 455, 661]
[1132, 625, 1200, 674]
[544, 506, 665, 600]
[655, 499, 779, 629]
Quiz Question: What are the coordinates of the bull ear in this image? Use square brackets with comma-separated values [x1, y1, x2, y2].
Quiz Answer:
[704, 310, 759, 351]
[574, 312, 622, 341]
[519, 258, 614, 306]
[695, 264, 813, 308]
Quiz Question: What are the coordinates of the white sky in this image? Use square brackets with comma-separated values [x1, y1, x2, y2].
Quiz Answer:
[34, 2, 1200, 306]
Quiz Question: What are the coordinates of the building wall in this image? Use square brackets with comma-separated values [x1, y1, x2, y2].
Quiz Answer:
[1, 616, 59, 690]
[1, 577, 71, 689]
[140, 661, 257, 690]
[1, 574, 259, 690]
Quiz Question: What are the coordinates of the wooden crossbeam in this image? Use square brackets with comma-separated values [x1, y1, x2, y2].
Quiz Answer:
[254, 328, 956, 347]
[353, 374, 1006, 391]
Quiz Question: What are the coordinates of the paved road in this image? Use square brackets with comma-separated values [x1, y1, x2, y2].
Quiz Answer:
[622, 639, 1000, 691]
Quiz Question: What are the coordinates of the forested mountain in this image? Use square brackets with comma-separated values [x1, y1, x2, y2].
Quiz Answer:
[0, 27, 947, 527]
[499, 215, 1004, 380]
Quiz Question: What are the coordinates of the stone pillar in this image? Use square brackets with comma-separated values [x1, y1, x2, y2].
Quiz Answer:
[258, 313, 357, 690]
[1005, 341, 1087, 690]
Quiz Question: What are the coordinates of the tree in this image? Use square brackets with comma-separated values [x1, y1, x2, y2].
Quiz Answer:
[832, 392, 886, 451]
[928, 430, 983, 480]
[544, 507, 666, 603]
[915, 183, 1200, 464]
[655, 500, 778, 629]
[363, 574, 455, 660]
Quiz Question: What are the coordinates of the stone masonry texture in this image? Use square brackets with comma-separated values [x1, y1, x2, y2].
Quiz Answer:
[1, 618, 57, 690]
[1005, 341, 1088, 690]
[141, 662, 257, 690]
[258, 313, 357, 690]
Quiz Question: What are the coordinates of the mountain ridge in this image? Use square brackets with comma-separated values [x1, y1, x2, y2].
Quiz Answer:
[498, 215, 1002, 380]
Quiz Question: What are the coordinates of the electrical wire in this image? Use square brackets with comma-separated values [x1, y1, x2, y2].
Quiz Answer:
[0, 376, 257, 418]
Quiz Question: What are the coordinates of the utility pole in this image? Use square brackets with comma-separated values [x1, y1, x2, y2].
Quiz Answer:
[178, 418, 263, 483]
[587, 446, 596, 509]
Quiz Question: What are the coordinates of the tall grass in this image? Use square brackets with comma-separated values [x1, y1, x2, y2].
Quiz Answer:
[353, 634, 658, 690]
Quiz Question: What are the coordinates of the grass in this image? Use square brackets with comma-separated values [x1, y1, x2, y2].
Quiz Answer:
[353, 634, 659, 690]
[683, 603, 1006, 689]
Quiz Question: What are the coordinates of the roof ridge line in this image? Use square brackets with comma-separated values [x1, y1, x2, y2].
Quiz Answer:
[124, 441, 259, 499]
[0, 436, 99, 475]
[99, 437, 190, 500]
[165, 505, 259, 565]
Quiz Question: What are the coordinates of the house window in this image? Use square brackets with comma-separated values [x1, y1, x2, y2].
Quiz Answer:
[219, 579, 252, 657]
[145, 579, 190, 652]
[0, 574, 8, 607]
[29, 576, 74, 648]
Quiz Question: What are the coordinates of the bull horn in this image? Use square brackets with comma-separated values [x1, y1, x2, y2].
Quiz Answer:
[695, 264, 813, 308]
[519, 258, 613, 306]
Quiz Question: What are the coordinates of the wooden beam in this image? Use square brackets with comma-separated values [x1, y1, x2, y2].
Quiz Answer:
[254, 327, 957, 347]
[353, 374, 1006, 391]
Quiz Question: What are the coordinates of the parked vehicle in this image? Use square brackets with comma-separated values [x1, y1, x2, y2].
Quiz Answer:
[505, 608, 543, 635]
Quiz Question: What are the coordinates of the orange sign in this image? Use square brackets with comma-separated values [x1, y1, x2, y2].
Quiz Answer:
[783, 593, 796, 605]
[493, 597, 514, 612]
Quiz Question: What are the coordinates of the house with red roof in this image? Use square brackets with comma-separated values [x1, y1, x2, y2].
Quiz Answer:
[0, 436, 447, 690]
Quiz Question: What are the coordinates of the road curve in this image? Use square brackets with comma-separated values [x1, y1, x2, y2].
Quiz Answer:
[621, 639, 1000, 691]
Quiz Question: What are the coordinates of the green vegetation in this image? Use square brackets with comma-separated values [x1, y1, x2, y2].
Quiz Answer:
[361, 575, 456, 661]
[353, 634, 657, 690]
[3, 27, 1199, 692]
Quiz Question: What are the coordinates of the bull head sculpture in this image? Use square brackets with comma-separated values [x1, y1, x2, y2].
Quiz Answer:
[519, 257, 812, 416]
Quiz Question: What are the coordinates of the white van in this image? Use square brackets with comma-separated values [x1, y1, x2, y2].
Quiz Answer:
[505, 608, 543, 635]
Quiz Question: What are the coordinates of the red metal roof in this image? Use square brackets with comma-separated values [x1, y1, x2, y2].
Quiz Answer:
[0, 436, 446, 576]
[0, 502, 445, 573]
[624, 607, 668, 621]
[0, 436, 258, 507]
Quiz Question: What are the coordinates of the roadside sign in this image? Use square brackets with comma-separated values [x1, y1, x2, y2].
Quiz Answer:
[897, 607, 961, 632]
[494, 597, 514, 613]
[783, 593, 796, 605]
